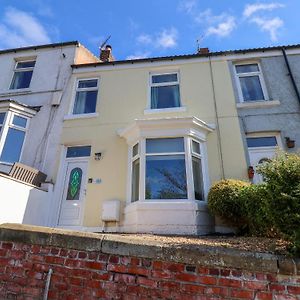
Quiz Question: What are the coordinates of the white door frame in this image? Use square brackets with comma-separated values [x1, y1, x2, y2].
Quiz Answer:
[48, 146, 90, 229]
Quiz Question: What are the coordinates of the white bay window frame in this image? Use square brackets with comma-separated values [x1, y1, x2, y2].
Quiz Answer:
[0, 101, 36, 165]
[119, 117, 214, 204]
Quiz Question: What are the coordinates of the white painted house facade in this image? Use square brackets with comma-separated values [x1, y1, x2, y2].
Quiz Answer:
[0, 42, 98, 226]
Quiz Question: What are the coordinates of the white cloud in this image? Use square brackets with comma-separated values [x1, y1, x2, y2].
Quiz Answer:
[136, 28, 178, 49]
[156, 28, 178, 48]
[137, 34, 152, 45]
[206, 16, 236, 37]
[126, 51, 151, 60]
[0, 7, 51, 49]
[178, 0, 197, 14]
[180, 5, 236, 38]
[251, 16, 283, 41]
[243, 3, 285, 18]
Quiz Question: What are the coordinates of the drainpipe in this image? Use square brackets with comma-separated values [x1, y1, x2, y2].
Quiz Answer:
[282, 47, 300, 105]
[208, 56, 225, 179]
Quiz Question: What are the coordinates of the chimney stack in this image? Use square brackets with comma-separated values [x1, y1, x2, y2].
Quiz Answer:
[100, 45, 114, 62]
[198, 47, 210, 55]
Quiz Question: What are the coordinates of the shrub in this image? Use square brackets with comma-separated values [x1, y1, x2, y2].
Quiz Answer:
[208, 179, 250, 228]
[239, 184, 276, 237]
[257, 152, 300, 254]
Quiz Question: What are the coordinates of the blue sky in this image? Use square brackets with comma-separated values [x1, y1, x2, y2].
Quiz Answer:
[0, 0, 299, 60]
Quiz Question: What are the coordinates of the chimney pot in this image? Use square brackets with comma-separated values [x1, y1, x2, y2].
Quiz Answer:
[100, 44, 114, 62]
[198, 47, 209, 55]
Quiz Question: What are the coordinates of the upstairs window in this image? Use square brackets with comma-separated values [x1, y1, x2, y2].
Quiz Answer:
[73, 79, 98, 114]
[0, 112, 29, 164]
[235, 63, 267, 102]
[10, 60, 35, 90]
[150, 73, 181, 109]
[0, 113, 6, 134]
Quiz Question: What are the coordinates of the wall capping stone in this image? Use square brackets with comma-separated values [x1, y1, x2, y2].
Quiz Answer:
[0, 223, 298, 276]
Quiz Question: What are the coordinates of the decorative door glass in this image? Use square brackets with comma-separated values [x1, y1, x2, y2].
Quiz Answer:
[66, 167, 82, 200]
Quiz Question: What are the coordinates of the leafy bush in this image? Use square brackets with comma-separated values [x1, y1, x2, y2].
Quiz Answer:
[208, 152, 300, 255]
[239, 184, 276, 237]
[208, 179, 250, 228]
[257, 152, 300, 254]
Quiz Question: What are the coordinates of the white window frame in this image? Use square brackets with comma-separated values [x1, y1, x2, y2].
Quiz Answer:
[148, 71, 182, 110]
[71, 78, 99, 116]
[128, 136, 208, 203]
[9, 59, 36, 90]
[0, 110, 30, 165]
[234, 62, 268, 103]
[246, 132, 283, 150]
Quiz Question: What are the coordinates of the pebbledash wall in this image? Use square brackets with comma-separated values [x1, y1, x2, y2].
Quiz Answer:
[0, 224, 300, 300]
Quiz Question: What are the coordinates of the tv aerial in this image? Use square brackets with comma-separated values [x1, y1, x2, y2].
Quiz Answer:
[100, 35, 111, 50]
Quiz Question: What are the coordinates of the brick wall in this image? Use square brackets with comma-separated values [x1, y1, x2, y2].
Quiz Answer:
[0, 224, 299, 299]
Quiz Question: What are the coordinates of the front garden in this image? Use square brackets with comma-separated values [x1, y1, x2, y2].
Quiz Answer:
[208, 152, 300, 255]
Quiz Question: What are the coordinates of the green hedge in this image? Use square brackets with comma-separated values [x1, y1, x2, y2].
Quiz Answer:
[207, 179, 250, 228]
[208, 152, 300, 255]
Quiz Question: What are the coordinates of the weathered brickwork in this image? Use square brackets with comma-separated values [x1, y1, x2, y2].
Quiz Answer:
[0, 240, 300, 299]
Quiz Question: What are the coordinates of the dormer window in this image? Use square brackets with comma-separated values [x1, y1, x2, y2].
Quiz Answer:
[10, 60, 36, 90]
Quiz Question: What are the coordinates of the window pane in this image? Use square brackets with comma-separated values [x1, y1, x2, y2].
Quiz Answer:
[247, 137, 277, 147]
[236, 64, 259, 73]
[146, 138, 184, 153]
[151, 85, 180, 109]
[152, 74, 178, 83]
[131, 159, 140, 202]
[12, 115, 27, 128]
[192, 156, 204, 200]
[10, 71, 33, 89]
[0, 113, 5, 124]
[66, 146, 91, 157]
[0, 128, 25, 163]
[240, 76, 264, 101]
[66, 168, 82, 200]
[146, 155, 187, 199]
[16, 61, 35, 68]
[132, 143, 139, 157]
[73, 90, 97, 114]
[78, 79, 98, 88]
[192, 140, 201, 154]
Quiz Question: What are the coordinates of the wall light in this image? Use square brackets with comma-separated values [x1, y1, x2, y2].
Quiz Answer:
[94, 152, 102, 160]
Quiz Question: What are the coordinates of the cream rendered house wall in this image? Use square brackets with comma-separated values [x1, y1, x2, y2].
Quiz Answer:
[56, 57, 248, 233]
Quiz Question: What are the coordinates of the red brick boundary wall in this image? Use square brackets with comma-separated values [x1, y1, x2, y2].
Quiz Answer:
[0, 224, 299, 299]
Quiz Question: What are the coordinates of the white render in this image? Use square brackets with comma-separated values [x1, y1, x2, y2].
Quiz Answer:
[0, 174, 52, 226]
[0, 43, 98, 180]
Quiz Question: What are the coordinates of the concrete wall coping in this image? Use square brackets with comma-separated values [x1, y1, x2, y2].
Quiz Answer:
[0, 223, 299, 276]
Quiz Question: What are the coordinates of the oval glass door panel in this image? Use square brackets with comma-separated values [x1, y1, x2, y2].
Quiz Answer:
[66, 167, 82, 200]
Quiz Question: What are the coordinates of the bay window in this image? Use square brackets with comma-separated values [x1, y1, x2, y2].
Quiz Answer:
[0, 101, 35, 165]
[120, 117, 214, 203]
[130, 137, 206, 202]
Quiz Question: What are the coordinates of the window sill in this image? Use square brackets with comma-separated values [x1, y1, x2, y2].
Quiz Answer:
[64, 112, 99, 121]
[144, 106, 186, 115]
[236, 100, 280, 109]
[0, 89, 31, 96]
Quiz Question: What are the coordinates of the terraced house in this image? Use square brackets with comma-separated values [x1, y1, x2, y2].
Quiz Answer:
[0, 41, 98, 224]
[50, 46, 248, 235]
[1, 42, 299, 235]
